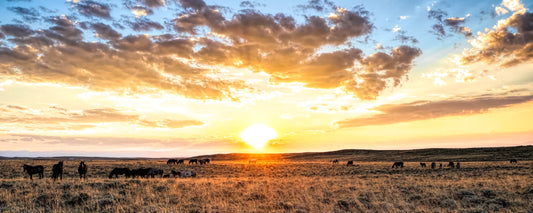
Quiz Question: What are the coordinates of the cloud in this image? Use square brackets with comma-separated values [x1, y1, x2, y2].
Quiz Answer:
[0, 0, 422, 101]
[334, 94, 533, 128]
[126, 18, 165, 31]
[0, 106, 205, 130]
[428, 9, 472, 38]
[459, 4, 532, 68]
[0, 24, 34, 37]
[91, 23, 122, 40]
[7, 7, 40, 22]
[129, 6, 153, 18]
[296, 0, 335, 12]
[74, 1, 112, 19]
[239, 1, 265, 9]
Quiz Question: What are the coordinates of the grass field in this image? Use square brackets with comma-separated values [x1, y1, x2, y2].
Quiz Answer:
[0, 159, 532, 212]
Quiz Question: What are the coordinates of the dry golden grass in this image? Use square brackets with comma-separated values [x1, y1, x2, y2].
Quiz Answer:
[0, 159, 532, 212]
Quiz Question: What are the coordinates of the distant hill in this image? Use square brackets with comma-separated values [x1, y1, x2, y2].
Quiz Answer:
[193, 145, 533, 162]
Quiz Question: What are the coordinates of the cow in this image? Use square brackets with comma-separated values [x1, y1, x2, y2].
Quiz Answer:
[346, 161, 353, 166]
[177, 159, 184, 164]
[189, 159, 198, 164]
[171, 170, 180, 177]
[448, 162, 455, 168]
[249, 159, 257, 164]
[332, 159, 339, 164]
[431, 162, 436, 169]
[392, 162, 404, 168]
[456, 162, 460, 169]
[78, 161, 88, 179]
[23, 164, 44, 180]
[148, 168, 164, 178]
[109, 168, 131, 179]
[167, 159, 178, 165]
[51, 161, 64, 181]
[203, 159, 210, 164]
[420, 162, 426, 168]
[130, 168, 151, 178]
[180, 171, 196, 178]
[199, 159, 206, 165]
[510, 159, 518, 164]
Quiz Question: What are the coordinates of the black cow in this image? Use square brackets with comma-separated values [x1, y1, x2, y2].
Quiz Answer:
[420, 162, 426, 168]
[177, 159, 184, 164]
[203, 159, 210, 164]
[167, 159, 178, 164]
[332, 159, 339, 164]
[171, 170, 180, 177]
[109, 168, 131, 179]
[23, 164, 44, 180]
[78, 161, 88, 179]
[131, 168, 151, 178]
[510, 159, 518, 164]
[448, 162, 455, 168]
[346, 161, 353, 166]
[431, 162, 436, 169]
[51, 161, 64, 181]
[392, 162, 404, 168]
[148, 168, 164, 178]
[189, 159, 198, 164]
[456, 162, 460, 169]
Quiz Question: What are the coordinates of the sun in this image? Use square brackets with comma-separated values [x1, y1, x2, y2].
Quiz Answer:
[240, 124, 278, 149]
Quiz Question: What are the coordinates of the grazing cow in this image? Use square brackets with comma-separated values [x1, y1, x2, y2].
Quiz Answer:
[131, 168, 151, 178]
[199, 159, 206, 165]
[510, 159, 518, 164]
[346, 161, 353, 166]
[177, 159, 184, 164]
[203, 159, 210, 164]
[78, 161, 88, 180]
[23, 164, 44, 180]
[332, 159, 339, 164]
[439, 163, 442, 169]
[109, 168, 131, 179]
[189, 159, 198, 164]
[448, 162, 455, 168]
[148, 168, 164, 178]
[167, 159, 178, 165]
[180, 171, 196, 178]
[51, 161, 64, 181]
[163, 174, 170, 178]
[431, 162, 436, 169]
[420, 162, 426, 168]
[456, 162, 460, 169]
[392, 162, 404, 168]
[171, 170, 180, 177]
[249, 159, 257, 164]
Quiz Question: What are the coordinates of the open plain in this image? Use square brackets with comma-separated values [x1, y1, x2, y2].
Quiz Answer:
[1, 151, 532, 212]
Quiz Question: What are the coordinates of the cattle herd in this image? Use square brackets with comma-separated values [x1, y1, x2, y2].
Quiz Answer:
[19, 158, 520, 180]
[20, 159, 208, 181]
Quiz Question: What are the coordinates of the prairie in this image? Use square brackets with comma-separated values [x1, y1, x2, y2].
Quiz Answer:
[0, 158, 532, 212]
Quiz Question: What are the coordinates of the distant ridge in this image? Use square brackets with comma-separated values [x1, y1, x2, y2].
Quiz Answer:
[1, 146, 531, 162]
[193, 145, 533, 162]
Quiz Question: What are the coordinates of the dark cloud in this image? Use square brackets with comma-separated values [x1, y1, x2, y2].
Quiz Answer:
[239, 1, 265, 9]
[7, 7, 40, 22]
[91, 23, 122, 40]
[0, 24, 34, 37]
[127, 18, 165, 31]
[296, 0, 336, 12]
[460, 12, 533, 68]
[143, 0, 166, 8]
[428, 9, 472, 39]
[335, 94, 533, 128]
[394, 30, 418, 44]
[75, 1, 112, 19]
[444, 17, 472, 37]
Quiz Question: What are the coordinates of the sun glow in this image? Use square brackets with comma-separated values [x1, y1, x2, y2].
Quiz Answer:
[240, 124, 278, 149]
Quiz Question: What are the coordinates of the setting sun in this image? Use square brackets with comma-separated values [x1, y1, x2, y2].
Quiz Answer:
[240, 124, 278, 149]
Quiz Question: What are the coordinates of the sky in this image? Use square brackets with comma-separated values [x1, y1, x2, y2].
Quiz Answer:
[0, 0, 532, 157]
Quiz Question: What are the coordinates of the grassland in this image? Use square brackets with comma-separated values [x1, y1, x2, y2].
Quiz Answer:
[0, 157, 532, 213]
